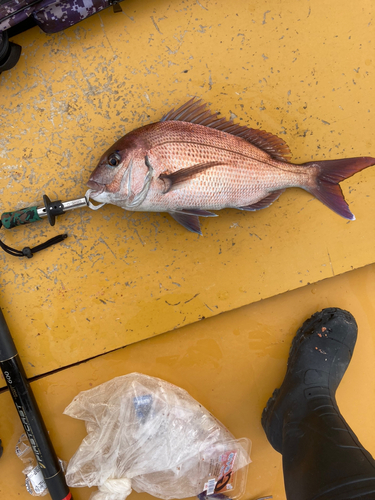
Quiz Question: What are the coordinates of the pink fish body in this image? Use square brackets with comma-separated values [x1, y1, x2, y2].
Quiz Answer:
[87, 98, 375, 234]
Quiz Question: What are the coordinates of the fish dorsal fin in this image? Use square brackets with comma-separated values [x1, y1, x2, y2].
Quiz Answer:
[161, 98, 291, 162]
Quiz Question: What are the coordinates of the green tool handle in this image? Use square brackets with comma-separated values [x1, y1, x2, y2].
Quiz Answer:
[1, 207, 42, 229]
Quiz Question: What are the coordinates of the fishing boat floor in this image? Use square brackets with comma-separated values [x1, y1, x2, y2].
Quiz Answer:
[1, 265, 375, 500]
[0, 1, 374, 500]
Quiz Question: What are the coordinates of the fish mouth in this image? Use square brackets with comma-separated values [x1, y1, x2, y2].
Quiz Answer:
[87, 180, 104, 196]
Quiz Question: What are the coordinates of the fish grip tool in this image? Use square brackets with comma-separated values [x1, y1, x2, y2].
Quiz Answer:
[0, 190, 104, 258]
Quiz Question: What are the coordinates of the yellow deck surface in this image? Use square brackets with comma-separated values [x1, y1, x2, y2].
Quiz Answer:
[1, 264, 375, 500]
[0, 0, 374, 499]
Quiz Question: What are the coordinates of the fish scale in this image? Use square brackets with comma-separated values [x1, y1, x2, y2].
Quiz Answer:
[87, 98, 375, 234]
[144, 131, 304, 211]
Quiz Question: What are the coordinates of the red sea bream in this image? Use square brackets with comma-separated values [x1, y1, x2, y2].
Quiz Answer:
[87, 98, 375, 234]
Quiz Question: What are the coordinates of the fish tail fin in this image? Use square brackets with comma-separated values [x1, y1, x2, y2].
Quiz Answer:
[303, 157, 375, 220]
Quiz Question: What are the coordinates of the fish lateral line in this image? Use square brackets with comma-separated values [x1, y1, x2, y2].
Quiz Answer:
[151, 137, 314, 174]
[150, 138, 283, 167]
[161, 97, 292, 161]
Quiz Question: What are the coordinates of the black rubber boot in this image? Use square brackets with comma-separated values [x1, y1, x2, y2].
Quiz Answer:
[262, 307, 375, 500]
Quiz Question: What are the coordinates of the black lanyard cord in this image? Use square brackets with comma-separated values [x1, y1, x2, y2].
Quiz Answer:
[0, 222, 67, 258]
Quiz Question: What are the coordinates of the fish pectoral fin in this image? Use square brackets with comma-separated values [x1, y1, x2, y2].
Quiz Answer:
[239, 189, 285, 211]
[169, 212, 203, 235]
[174, 208, 218, 217]
[159, 161, 223, 193]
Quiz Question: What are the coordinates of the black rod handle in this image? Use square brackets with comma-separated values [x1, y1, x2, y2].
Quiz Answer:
[0, 308, 72, 500]
[0, 308, 17, 360]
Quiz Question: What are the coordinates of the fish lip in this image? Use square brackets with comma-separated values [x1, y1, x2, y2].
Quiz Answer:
[87, 179, 104, 195]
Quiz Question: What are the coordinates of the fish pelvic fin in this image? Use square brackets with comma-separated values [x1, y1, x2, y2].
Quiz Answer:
[169, 211, 203, 235]
[174, 209, 218, 217]
[159, 161, 223, 193]
[161, 97, 291, 162]
[303, 156, 375, 220]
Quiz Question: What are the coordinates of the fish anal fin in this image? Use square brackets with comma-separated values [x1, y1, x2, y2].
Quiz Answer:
[159, 161, 222, 193]
[161, 98, 291, 162]
[169, 212, 202, 235]
[239, 189, 285, 211]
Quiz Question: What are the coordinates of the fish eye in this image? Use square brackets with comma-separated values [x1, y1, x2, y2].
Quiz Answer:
[107, 152, 121, 167]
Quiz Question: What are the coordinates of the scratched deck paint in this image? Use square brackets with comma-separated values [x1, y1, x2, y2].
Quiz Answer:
[0, 264, 375, 500]
[0, 0, 374, 383]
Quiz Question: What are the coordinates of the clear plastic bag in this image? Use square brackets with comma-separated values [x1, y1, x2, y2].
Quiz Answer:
[15, 434, 67, 497]
[15, 434, 48, 497]
[64, 373, 251, 500]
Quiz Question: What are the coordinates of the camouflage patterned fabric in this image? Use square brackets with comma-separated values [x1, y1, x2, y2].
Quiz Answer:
[1, 206, 41, 229]
[0, 0, 121, 33]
